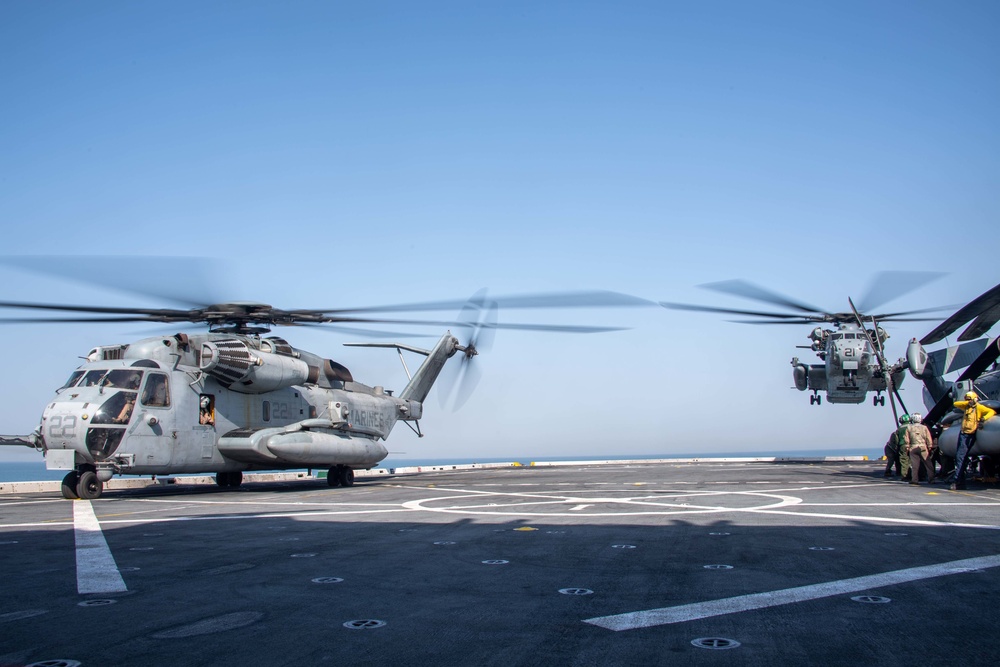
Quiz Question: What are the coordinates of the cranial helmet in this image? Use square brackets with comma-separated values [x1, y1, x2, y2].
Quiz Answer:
[965, 391, 978, 401]
[200, 396, 211, 409]
[911, 413, 922, 423]
[899, 414, 911, 424]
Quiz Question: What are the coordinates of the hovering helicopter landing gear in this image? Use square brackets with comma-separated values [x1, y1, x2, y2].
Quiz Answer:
[810, 393, 822, 405]
[215, 471, 244, 488]
[873, 394, 885, 406]
[326, 465, 355, 488]
[61, 471, 79, 500]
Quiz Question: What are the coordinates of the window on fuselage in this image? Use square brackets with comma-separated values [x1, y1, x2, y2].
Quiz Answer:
[140, 374, 170, 408]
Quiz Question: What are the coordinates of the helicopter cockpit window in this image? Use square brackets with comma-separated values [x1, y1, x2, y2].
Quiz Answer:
[831, 333, 843, 340]
[91, 391, 138, 425]
[59, 370, 86, 391]
[141, 374, 170, 408]
[82, 370, 107, 387]
[105, 370, 144, 390]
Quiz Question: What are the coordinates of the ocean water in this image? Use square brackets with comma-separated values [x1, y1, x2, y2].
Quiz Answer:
[0, 448, 881, 482]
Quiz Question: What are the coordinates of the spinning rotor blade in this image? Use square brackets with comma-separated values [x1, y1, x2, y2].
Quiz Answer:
[0, 255, 223, 308]
[700, 280, 825, 314]
[855, 271, 944, 314]
[438, 292, 499, 411]
[661, 302, 812, 320]
[316, 290, 656, 315]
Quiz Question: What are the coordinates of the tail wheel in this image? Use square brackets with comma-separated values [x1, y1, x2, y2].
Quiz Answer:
[77, 470, 103, 500]
[61, 471, 79, 500]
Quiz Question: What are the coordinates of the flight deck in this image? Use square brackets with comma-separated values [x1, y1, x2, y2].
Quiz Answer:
[1, 459, 999, 666]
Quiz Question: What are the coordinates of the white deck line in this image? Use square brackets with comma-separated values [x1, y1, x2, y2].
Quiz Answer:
[74, 500, 127, 595]
[584, 553, 1000, 631]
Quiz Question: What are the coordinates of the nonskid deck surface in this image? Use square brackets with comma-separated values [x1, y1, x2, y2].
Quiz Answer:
[1, 461, 999, 666]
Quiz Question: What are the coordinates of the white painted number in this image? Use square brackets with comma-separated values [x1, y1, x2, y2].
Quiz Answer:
[48, 415, 77, 439]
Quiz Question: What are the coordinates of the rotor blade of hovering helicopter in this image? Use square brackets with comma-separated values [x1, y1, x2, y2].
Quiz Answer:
[699, 280, 826, 315]
[661, 302, 811, 319]
[294, 323, 431, 339]
[0, 255, 226, 308]
[854, 271, 944, 314]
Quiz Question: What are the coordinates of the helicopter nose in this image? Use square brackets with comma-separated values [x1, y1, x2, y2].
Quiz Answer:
[41, 402, 91, 461]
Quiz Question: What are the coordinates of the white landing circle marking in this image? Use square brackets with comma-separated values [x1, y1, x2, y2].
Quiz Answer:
[291, 553, 317, 558]
[884, 533, 908, 536]
[129, 547, 154, 551]
[26, 660, 82, 667]
[709, 532, 730, 536]
[559, 588, 594, 596]
[433, 541, 456, 545]
[400, 487, 803, 518]
[482, 560, 509, 565]
[0, 540, 19, 545]
[704, 565, 734, 570]
[809, 547, 835, 551]
[852, 595, 891, 604]
[312, 577, 344, 584]
[612, 545, 636, 550]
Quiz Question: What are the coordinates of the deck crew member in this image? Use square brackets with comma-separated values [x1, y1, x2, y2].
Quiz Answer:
[949, 392, 996, 490]
[904, 413, 935, 485]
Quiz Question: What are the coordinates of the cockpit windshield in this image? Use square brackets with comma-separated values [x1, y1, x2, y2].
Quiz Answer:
[59, 370, 86, 390]
[104, 370, 144, 390]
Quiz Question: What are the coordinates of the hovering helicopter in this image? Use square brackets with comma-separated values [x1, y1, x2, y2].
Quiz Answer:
[0, 260, 650, 499]
[663, 272, 946, 408]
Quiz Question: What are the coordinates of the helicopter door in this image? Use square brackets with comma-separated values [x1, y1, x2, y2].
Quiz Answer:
[124, 372, 176, 469]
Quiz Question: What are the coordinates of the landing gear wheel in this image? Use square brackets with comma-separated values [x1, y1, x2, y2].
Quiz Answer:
[228, 471, 243, 488]
[327, 466, 341, 487]
[339, 467, 355, 487]
[77, 470, 103, 500]
[215, 472, 228, 487]
[61, 471, 79, 500]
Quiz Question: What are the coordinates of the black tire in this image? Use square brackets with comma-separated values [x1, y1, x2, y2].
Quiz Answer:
[215, 472, 229, 487]
[77, 471, 103, 500]
[327, 467, 341, 487]
[61, 471, 79, 500]
[229, 471, 243, 488]
[339, 467, 355, 488]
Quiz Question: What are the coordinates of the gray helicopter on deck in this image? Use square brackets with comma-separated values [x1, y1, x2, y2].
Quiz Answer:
[0, 260, 650, 499]
[663, 272, 946, 409]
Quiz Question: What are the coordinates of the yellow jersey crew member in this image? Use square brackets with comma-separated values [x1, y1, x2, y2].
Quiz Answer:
[949, 392, 996, 490]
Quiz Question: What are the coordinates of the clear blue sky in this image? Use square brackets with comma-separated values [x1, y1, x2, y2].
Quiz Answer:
[1, 1, 998, 462]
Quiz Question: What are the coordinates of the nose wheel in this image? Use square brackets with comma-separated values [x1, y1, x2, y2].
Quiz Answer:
[62, 468, 103, 499]
[873, 394, 886, 406]
[810, 393, 822, 405]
